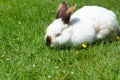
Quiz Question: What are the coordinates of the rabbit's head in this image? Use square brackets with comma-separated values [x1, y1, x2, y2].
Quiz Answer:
[45, 2, 76, 47]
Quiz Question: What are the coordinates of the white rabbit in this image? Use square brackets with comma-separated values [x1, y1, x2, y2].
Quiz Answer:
[45, 2, 119, 47]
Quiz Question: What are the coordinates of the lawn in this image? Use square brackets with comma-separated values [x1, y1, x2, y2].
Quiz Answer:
[0, 0, 120, 80]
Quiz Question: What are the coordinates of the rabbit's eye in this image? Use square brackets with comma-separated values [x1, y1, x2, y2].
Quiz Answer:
[55, 33, 61, 37]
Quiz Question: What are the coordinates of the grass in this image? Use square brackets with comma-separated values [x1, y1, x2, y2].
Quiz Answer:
[0, 0, 120, 80]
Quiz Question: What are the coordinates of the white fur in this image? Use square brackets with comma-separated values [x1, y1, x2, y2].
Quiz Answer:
[45, 6, 119, 47]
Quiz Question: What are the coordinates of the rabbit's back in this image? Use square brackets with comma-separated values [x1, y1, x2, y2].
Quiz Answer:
[70, 6, 116, 21]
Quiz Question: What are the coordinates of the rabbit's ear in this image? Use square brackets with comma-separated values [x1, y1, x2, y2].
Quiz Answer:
[62, 5, 76, 24]
[56, 2, 68, 19]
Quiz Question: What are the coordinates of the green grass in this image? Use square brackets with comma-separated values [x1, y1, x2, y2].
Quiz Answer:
[0, 0, 120, 80]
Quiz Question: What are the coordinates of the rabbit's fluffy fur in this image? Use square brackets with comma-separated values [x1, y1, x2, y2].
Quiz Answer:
[45, 2, 119, 47]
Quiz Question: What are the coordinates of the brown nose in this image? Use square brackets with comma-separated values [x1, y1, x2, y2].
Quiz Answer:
[46, 36, 52, 46]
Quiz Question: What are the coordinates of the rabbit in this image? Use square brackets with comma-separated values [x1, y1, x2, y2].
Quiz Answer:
[45, 2, 119, 47]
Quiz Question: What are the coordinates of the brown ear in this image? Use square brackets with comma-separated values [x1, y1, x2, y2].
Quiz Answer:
[62, 5, 76, 24]
[56, 2, 68, 19]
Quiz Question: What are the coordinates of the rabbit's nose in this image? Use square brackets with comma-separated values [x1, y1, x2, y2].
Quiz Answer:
[46, 36, 52, 46]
